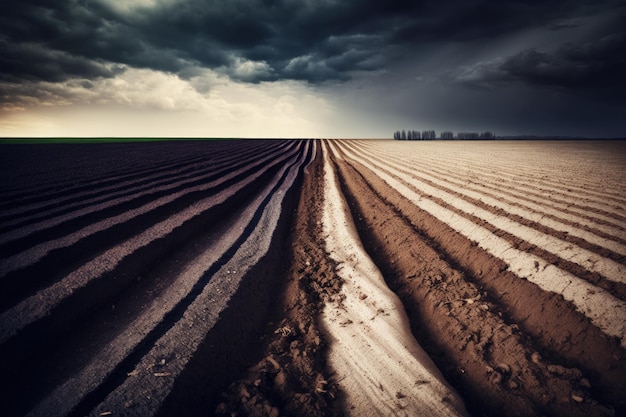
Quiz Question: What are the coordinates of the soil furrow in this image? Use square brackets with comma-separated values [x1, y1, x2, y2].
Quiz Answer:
[0, 142, 226, 211]
[320, 141, 469, 417]
[355, 140, 626, 208]
[340, 144, 626, 300]
[335, 140, 626, 345]
[347, 140, 626, 251]
[2, 144, 290, 229]
[329, 140, 624, 417]
[413, 159, 626, 238]
[214, 140, 344, 417]
[0, 141, 285, 238]
[81, 140, 310, 417]
[3, 158, 273, 417]
[2, 141, 310, 417]
[354, 140, 626, 225]
[340, 141, 626, 285]
[0, 141, 293, 261]
[332, 139, 626, 415]
[348, 141, 626, 247]
[0, 151, 206, 223]
[0, 145, 298, 349]
[0, 145, 299, 314]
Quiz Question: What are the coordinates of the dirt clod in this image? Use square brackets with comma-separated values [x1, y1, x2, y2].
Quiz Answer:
[214, 142, 342, 417]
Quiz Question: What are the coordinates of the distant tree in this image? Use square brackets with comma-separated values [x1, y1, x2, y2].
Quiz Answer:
[440, 131, 454, 140]
[396, 128, 494, 140]
[458, 132, 479, 140]
[421, 130, 436, 140]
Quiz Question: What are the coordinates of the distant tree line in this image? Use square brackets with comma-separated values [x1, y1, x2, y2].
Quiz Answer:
[457, 131, 496, 139]
[393, 130, 419, 140]
[393, 130, 496, 140]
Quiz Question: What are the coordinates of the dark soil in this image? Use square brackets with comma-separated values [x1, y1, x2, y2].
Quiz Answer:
[214, 141, 345, 417]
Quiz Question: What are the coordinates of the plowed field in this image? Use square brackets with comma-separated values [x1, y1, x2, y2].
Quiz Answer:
[1, 139, 624, 417]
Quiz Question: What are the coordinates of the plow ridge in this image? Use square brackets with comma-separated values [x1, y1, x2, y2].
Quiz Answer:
[356, 140, 626, 209]
[342, 144, 626, 301]
[0, 142, 224, 211]
[0, 143, 298, 314]
[360, 145, 626, 251]
[0, 142, 288, 229]
[330, 139, 626, 416]
[0, 141, 290, 244]
[98, 141, 312, 417]
[356, 140, 626, 226]
[341, 140, 626, 289]
[66, 141, 310, 417]
[0, 140, 312, 417]
[346, 140, 626, 259]
[0, 151, 204, 224]
[0, 148, 291, 349]
[1, 138, 624, 417]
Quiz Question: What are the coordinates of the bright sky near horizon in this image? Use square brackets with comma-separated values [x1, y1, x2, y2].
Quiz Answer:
[1, 0, 625, 138]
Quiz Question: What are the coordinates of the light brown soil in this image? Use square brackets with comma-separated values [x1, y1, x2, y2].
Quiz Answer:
[328, 140, 623, 417]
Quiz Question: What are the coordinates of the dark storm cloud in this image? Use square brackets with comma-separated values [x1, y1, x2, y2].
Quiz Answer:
[503, 34, 625, 90]
[1, 0, 626, 127]
[547, 22, 583, 31]
[2, 0, 620, 84]
[0, 0, 200, 75]
[0, 38, 123, 83]
[456, 28, 626, 104]
[386, 0, 623, 43]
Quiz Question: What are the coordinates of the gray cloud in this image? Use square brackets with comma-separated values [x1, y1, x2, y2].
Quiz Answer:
[455, 29, 626, 104]
[1, 0, 625, 136]
[3, 0, 621, 85]
[0, 39, 124, 83]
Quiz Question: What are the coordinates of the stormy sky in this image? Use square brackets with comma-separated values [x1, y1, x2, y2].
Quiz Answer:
[1, 0, 625, 138]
